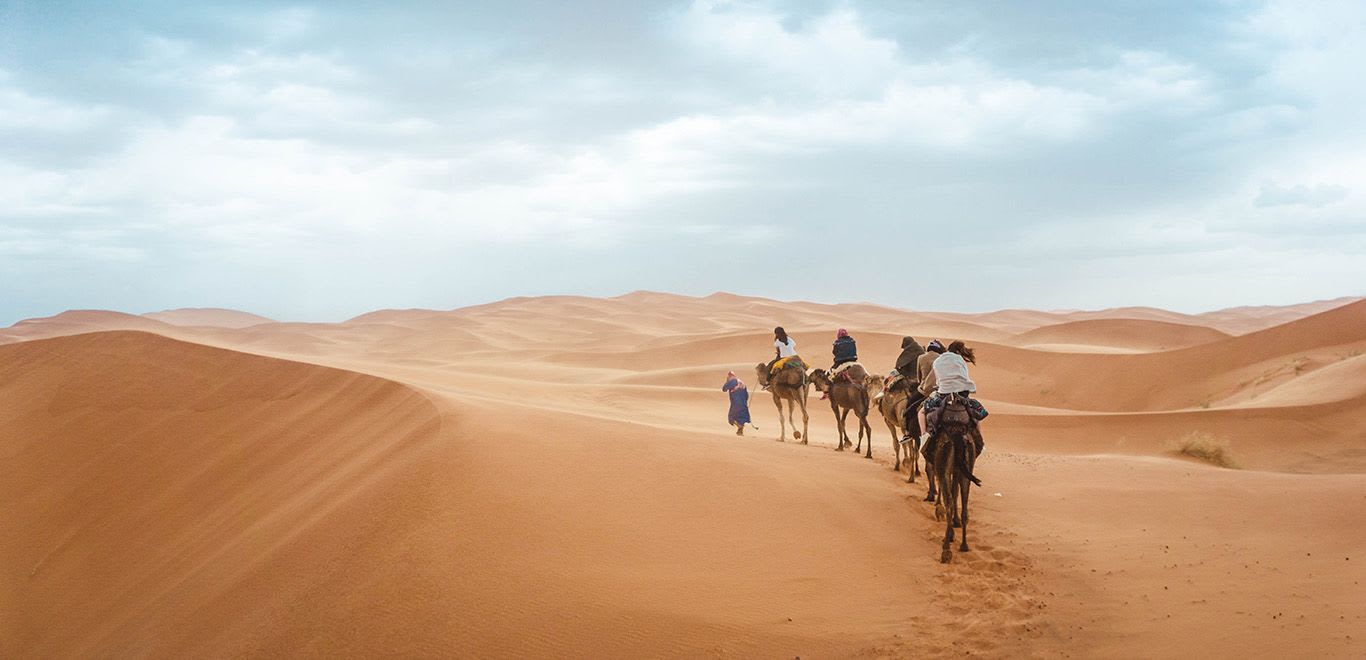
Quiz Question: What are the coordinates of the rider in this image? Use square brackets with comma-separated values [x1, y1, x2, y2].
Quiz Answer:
[902, 339, 944, 441]
[824, 328, 859, 400]
[763, 326, 799, 390]
[917, 340, 985, 458]
[892, 336, 924, 389]
[831, 328, 858, 371]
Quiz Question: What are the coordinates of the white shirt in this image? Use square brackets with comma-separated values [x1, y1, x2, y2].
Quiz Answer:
[932, 352, 976, 394]
[774, 337, 797, 358]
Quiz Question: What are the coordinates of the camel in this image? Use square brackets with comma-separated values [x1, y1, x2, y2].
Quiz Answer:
[869, 376, 921, 481]
[754, 361, 809, 444]
[928, 393, 981, 563]
[809, 365, 874, 458]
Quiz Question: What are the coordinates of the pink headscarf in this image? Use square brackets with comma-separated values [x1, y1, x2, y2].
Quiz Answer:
[726, 370, 736, 379]
[836, 328, 849, 338]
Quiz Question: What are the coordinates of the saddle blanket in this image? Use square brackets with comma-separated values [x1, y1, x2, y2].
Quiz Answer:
[885, 370, 908, 390]
[773, 355, 807, 372]
[831, 361, 863, 380]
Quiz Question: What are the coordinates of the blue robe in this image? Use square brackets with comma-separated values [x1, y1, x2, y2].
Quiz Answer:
[722, 377, 751, 426]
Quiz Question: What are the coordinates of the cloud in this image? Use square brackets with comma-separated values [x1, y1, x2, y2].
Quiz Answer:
[1255, 181, 1349, 208]
[0, 0, 1363, 323]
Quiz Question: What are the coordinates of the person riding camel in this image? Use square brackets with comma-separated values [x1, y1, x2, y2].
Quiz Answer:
[763, 326, 802, 391]
[917, 341, 987, 458]
[823, 328, 859, 400]
[889, 336, 924, 392]
[901, 339, 945, 442]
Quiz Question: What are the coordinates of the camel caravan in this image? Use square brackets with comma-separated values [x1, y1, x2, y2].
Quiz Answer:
[747, 327, 988, 563]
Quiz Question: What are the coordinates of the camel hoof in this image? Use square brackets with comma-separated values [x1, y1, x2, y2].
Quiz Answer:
[940, 550, 952, 564]
[800, 440, 808, 445]
[960, 543, 970, 552]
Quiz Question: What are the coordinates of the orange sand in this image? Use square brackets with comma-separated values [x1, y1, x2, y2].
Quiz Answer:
[2, 294, 1362, 657]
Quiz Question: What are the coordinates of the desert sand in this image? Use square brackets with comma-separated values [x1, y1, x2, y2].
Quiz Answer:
[2, 292, 1363, 658]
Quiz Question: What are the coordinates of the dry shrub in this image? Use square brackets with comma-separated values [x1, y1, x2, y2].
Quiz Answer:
[1174, 431, 1239, 469]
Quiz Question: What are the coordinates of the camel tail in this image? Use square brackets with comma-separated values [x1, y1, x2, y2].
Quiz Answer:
[957, 435, 982, 486]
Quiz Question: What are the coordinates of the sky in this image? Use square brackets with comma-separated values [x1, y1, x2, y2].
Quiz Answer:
[1, 0, 1363, 324]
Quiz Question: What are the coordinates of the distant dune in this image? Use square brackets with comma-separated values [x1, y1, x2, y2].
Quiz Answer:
[1008, 318, 1231, 352]
[142, 307, 276, 328]
[0, 310, 173, 344]
[2, 292, 1362, 657]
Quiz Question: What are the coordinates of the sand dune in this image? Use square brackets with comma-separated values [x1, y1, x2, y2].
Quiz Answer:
[2, 292, 1363, 657]
[0, 332, 443, 658]
[1008, 318, 1231, 352]
[0, 310, 173, 344]
[142, 307, 277, 328]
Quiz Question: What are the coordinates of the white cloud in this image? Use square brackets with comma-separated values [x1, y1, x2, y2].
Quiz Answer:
[2, 1, 1363, 322]
[0, 75, 113, 131]
[1255, 181, 1349, 208]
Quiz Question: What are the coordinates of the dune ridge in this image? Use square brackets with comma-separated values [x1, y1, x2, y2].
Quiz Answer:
[0, 331, 446, 658]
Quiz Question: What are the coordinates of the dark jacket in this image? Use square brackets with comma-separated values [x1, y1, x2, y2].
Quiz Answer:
[832, 336, 858, 365]
[894, 337, 924, 375]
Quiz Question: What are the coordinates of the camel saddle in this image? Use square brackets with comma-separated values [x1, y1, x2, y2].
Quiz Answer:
[925, 393, 988, 438]
[830, 361, 864, 385]
[771, 355, 807, 374]
[885, 370, 912, 392]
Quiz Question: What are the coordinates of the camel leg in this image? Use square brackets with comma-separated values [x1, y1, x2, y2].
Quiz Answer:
[907, 435, 919, 484]
[925, 436, 938, 502]
[787, 399, 798, 442]
[904, 406, 921, 483]
[941, 481, 956, 564]
[853, 407, 863, 454]
[830, 404, 841, 450]
[940, 444, 957, 563]
[798, 393, 809, 445]
[959, 469, 971, 553]
[772, 394, 786, 442]
[861, 413, 872, 459]
[887, 418, 901, 471]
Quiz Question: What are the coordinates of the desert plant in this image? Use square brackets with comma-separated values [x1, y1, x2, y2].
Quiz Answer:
[1174, 431, 1239, 468]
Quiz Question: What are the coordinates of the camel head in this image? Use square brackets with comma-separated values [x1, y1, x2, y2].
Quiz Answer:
[754, 362, 770, 387]
[808, 368, 830, 392]
[866, 374, 886, 397]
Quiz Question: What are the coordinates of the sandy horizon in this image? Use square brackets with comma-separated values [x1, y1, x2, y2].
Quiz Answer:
[2, 291, 1363, 657]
